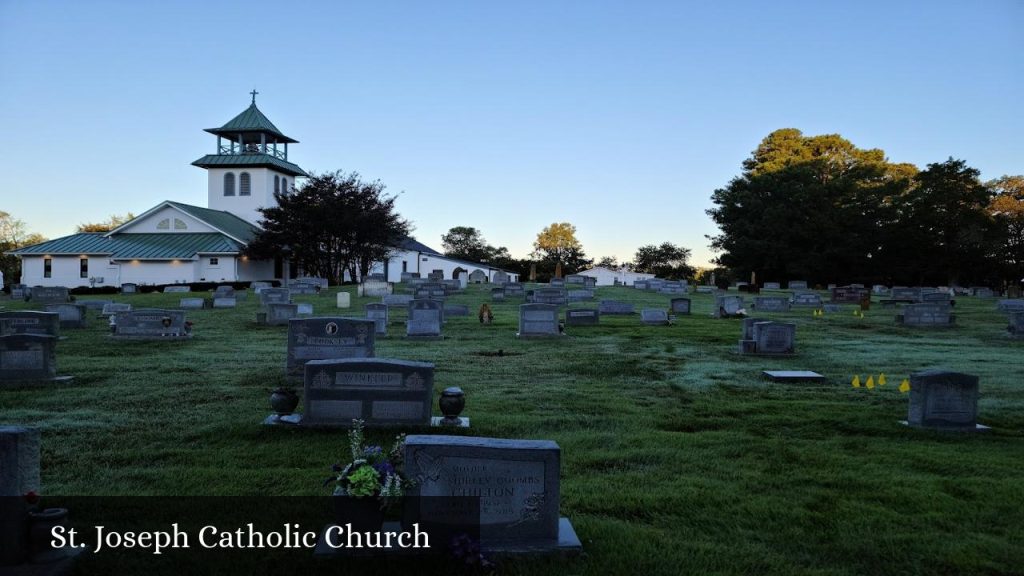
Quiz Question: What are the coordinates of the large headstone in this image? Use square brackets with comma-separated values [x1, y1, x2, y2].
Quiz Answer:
[213, 285, 235, 298]
[598, 300, 634, 315]
[266, 303, 299, 326]
[753, 296, 791, 312]
[403, 435, 581, 554]
[830, 286, 868, 304]
[973, 287, 994, 298]
[290, 284, 319, 296]
[548, 278, 566, 288]
[366, 303, 389, 336]
[633, 280, 649, 290]
[503, 283, 525, 297]
[659, 280, 687, 294]
[336, 292, 350, 309]
[400, 272, 420, 283]
[100, 302, 132, 317]
[763, 282, 781, 290]
[752, 321, 796, 355]
[518, 304, 560, 337]
[294, 277, 329, 290]
[44, 304, 87, 329]
[251, 281, 272, 293]
[0, 334, 72, 385]
[788, 280, 808, 290]
[670, 298, 691, 315]
[491, 287, 505, 302]
[112, 309, 190, 340]
[414, 283, 447, 301]
[640, 309, 669, 325]
[492, 271, 510, 285]
[713, 295, 744, 318]
[382, 294, 414, 309]
[301, 358, 433, 427]
[212, 297, 236, 308]
[468, 270, 486, 284]
[260, 288, 291, 306]
[286, 318, 375, 378]
[906, 370, 984, 431]
[891, 287, 922, 302]
[564, 308, 599, 326]
[163, 285, 190, 293]
[0, 311, 61, 338]
[120, 283, 138, 295]
[1006, 312, 1024, 338]
[566, 289, 593, 303]
[534, 288, 567, 306]
[360, 279, 392, 298]
[179, 298, 205, 309]
[898, 304, 955, 327]
[29, 286, 69, 305]
[565, 275, 586, 285]
[996, 299, 1024, 313]
[407, 299, 443, 339]
[790, 292, 823, 307]
[920, 292, 953, 306]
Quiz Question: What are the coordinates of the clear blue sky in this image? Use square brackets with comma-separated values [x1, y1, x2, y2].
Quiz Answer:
[2, 0, 1021, 267]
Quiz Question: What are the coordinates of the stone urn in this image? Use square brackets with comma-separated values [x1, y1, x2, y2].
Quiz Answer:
[270, 388, 299, 416]
[438, 387, 465, 425]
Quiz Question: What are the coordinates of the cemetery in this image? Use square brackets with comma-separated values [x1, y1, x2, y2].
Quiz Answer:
[1, 282, 1021, 575]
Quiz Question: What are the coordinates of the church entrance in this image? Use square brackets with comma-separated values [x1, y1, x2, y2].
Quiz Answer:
[452, 267, 466, 279]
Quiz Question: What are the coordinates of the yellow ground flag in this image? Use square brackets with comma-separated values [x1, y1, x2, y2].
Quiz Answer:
[899, 379, 911, 393]
[866, 376, 875, 389]
[878, 373, 887, 386]
[852, 375, 861, 388]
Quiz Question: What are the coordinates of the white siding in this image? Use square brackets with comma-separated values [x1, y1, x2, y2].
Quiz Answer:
[114, 206, 217, 234]
[207, 167, 289, 225]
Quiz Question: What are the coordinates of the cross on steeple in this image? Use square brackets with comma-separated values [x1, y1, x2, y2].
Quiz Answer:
[250, 89, 259, 104]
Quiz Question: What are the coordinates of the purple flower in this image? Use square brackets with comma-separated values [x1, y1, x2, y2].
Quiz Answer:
[372, 461, 394, 477]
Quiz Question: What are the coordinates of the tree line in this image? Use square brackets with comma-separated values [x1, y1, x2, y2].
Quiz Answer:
[707, 129, 1023, 287]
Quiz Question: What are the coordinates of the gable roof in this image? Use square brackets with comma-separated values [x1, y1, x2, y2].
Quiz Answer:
[8, 233, 242, 259]
[397, 237, 441, 255]
[205, 103, 298, 143]
[105, 201, 260, 244]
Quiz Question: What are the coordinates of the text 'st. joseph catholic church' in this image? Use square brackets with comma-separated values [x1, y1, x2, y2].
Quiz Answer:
[10, 95, 518, 287]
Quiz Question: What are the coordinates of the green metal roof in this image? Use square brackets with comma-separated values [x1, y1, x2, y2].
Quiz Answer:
[205, 103, 297, 143]
[165, 201, 261, 243]
[191, 153, 308, 177]
[8, 233, 243, 259]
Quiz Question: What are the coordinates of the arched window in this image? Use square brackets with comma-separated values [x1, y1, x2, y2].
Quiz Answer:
[274, 175, 280, 194]
[240, 172, 251, 196]
[224, 172, 235, 196]
[281, 178, 288, 192]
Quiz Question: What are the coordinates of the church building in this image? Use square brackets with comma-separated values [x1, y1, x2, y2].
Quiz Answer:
[9, 95, 517, 287]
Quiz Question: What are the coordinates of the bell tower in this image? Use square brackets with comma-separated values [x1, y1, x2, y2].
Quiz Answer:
[192, 91, 307, 225]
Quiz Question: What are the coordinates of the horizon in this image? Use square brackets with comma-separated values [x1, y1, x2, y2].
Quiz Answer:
[2, 0, 1021, 267]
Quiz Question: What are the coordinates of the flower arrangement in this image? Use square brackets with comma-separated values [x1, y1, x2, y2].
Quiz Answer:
[325, 419, 407, 504]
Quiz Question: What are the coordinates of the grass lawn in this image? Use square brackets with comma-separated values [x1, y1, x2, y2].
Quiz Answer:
[1, 285, 1022, 575]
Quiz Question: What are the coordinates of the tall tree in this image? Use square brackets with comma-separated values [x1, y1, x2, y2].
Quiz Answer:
[632, 242, 694, 279]
[595, 256, 619, 269]
[441, 227, 490, 262]
[0, 211, 46, 286]
[76, 212, 135, 233]
[245, 171, 411, 283]
[988, 175, 1024, 282]
[532, 222, 591, 274]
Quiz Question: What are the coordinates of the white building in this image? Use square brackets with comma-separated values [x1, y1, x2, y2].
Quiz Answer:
[577, 266, 654, 287]
[8, 95, 515, 287]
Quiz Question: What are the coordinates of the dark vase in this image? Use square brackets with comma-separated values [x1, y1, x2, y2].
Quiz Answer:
[333, 496, 385, 533]
[270, 389, 299, 415]
[438, 387, 465, 425]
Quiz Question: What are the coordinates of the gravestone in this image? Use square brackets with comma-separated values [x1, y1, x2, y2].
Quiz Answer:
[670, 298, 691, 315]
[762, 370, 826, 383]
[491, 287, 505, 302]
[77, 299, 112, 311]
[872, 285, 890, 295]
[738, 320, 795, 355]
[213, 286, 235, 298]
[565, 308, 599, 326]
[403, 435, 581, 554]
[1006, 312, 1024, 338]
[633, 280, 649, 290]
[414, 283, 447, 301]
[565, 275, 586, 285]
[290, 284, 318, 296]
[647, 279, 665, 292]
[360, 279, 392, 297]
[260, 288, 291, 306]
[906, 370, 985, 431]
[427, 271, 445, 282]
[112, 309, 190, 340]
[788, 281, 808, 290]
[163, 285, 190, 293]
[996, 299, 1024, 313]
[286, 317, 376, 378]
[296, 303, 314, 315]
[831, 286, 868, 304]
[566, 289, 593, 303]
[534, 288, 567, 306]
[367, 273, 385, 281]
[695, 285, 714, 294]
[468, 270, 486, 284]
[753, 296, 790, 312]
[763, 282, 781, 290]
[299, 359, 434, 427]
[0, 311, 61, 338]
[444, 304, 469, 317]
[366, 303, 389, 336]
[212, 297, 236, 308]
[640, 309, 670, 325]
[400, 272, 420, 282]
[407, 299, 443, 339]
[738, 317, 770, 341]
[44, 304, 87, 329]
[382, 294, 414, 309]
[179, 298, 204, 309]
[251, 281, 272, 293]
[457, 272, 469, 289]
[583, 276, 597, 289]
[295, 277, 329, 290]
[921, 292, 953, 306]
[0, 334, 72, 385]
[0, 426, 41, 566]
[10, 285, 26, 300]
[897, 304, 955, 327]
[120, 283, 138, 295]
[100, 302, 132, 317]
[336, 292, 350, 309]
[599, 300, 634, 315]
[504, 283, 525, 297]
[266, 303, 299, 326]
[492, 271, 509, 285]
[713, 295, 744, 318]
[518, 304, 561, 337]
[29, 286, 69, 304]
[974, 287, 994, 298]
[1008, 286, 1023, 298]
[790, 292, 823, 307]
[549, 278, 565, 288]
[659, 281, 686, 294]
[442, 279, 462, 293]
[891, 287, 922, 302]
[823, 304, 842, 313]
